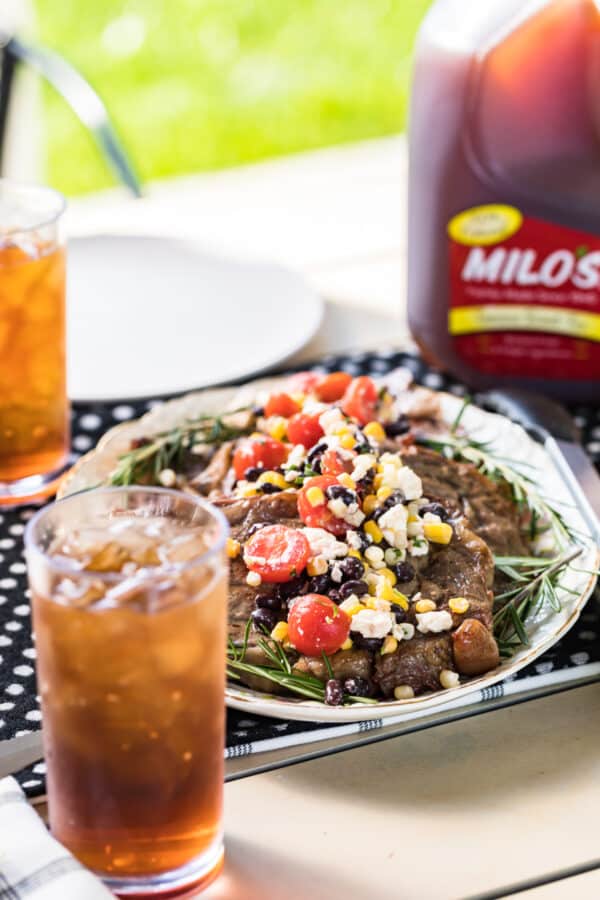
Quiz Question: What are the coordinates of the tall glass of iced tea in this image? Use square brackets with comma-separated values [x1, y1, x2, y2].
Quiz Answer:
[0, 180, 68, 505]
[25, 487, 229, 896]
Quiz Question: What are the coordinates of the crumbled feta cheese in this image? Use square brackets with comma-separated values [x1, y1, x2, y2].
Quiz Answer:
[351, 453, 377, 483]
[378, 503, 408, 550]
[301, 527, 348, 561]
[285, 444, 306, 469]
[284, 469, 299, 483]
[309, 555, 328, 575]
[330, 562, 344, 583]
[396, 467, 423, 500]
[370, 597, 392, 612]
[327, 498, 365, 527]
[416, 610, 453, 634]
[246, 571, 262, 587]
[351, 608, 394, 639]
[319, 407, 345, 434]
[407, 519, 424, 539]
[409, 538, 429, 557]
[346, 530, 363, 551]
[423, 511, 442, 524]
[340, 597, 362, 614]
[302, 399, 328, 415]
[392, 622, 415, 641]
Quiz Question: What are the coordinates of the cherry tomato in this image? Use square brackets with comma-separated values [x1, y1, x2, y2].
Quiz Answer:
[321, 448, 352, 477]
[287, 594, 351, 656]
[243, 524, 310, 583]
[315, 371, 352, 402]
[341, 376, 379, 426]
[287, 371, 321, 394]
[232, 436, 288, 481]
[297, 475, 347, 536]
[264, 392, 300, 419]
[287, 412, 324, 449]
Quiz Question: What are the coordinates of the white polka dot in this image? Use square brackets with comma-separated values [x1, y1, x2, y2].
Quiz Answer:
[79, 413, 102, 430]
[72, 434, 93, 451]
[586, 441, 600, 455]
[0, 720, 4, 729]
[68, 452, 81, 464]
[22, 648, 36, 659]
[24, 589, 31, 599]
[0, 578, 16, 589]
[9, 562, 26, 575]
[570, 651, 590, 666]
[25, 709, 42, 722]
[15, 729, 32, 737]
[5, 683, 24, 695]
[8, 523, 24, 536]
[0, 654, 3, 664]
[5, 622, 22, 632]
[113, 404, 135, 421]
[0, 702, 14, 711]
[0, 595, 6, 606]
[0, 553, 4, 564]
[13, 664, 34, 677]
[535, 661, 554, 675]
[146, 400, 163, 410]
[579, 630, 597, 641]
[0, 538, 15, 549]
[0, 635, 12, 647]
[21, 780, 41, 788]
[33, 762, 46, 774]
[13, 604, 30, 616]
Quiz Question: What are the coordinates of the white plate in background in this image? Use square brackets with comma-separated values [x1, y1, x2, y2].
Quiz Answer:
[67, 235, 323, 401]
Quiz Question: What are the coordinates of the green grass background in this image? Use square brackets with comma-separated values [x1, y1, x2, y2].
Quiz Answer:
[35, 0, 432, 195]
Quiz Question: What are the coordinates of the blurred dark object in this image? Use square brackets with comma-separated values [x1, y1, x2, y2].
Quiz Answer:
[0, 31, 142, 196]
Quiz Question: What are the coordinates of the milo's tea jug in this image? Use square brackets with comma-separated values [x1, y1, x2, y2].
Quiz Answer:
[408, 0, 600, 401]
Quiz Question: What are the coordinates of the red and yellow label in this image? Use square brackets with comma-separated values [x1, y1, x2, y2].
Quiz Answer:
[448, 204, 600, 380]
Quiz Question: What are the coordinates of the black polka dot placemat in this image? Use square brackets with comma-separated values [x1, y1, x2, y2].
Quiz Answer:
[1, 350, 599, 797]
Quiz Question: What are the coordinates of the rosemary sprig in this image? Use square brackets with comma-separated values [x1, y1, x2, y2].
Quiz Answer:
[109, 408, 254, 486]
[493, 548, 582, 654]
[226, 631, 377, 705]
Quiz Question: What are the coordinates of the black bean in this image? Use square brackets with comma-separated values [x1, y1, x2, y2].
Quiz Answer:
[338, 556, 365, 581]
[356, 467, 376, 490]
[343, 676, 371, 697]
[325, 485, 356, 505]
[277, 576, 307, 600]
[394, 608, 407, 623]
[251, 608, 277, 633]
[354, 443, 372, 455]
[325, 679, 344, 706]
[246, 521, 267, 537]
[259, 482, 283, 494]
[394, 561, 415, 582]
[252, 405, 264, 417]
[255, 593, 281, 611]
[420, 502, 449, 522]
[308, 441, 328, 462]
[339, 579, 368, 599]
[350, 633, 384, 653]
[328, 589, 342, 604]
[374, 490, 406, 519]
[244, 466, 263, 482]
[307, 574, 331, 594]
[384, 415, 410, 437]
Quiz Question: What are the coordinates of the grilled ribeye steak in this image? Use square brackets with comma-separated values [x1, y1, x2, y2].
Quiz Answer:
[215, 443, 522, 695]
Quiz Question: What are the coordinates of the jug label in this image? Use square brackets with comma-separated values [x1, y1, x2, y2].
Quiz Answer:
[448, 204, 600, 380]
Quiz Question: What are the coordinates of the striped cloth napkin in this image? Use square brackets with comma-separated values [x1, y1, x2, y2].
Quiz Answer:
[0, 777, 112, 899]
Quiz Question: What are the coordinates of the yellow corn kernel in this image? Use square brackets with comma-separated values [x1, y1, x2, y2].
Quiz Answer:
[307, 557, 328, 577]
[364, 520, 383, 544]
[339, 433, 356, 450]
[347, 548, 363, 560]
[306, 486, 325, 507]
[394, 685, 415, 700]
[415, 598, 436, 613]
[345, 602, 366, 617]
[340, 637, 353, 651]
[377, 580, 396, 603]
[290, 392, 305, 406]
[240, 484, 258, 498]
[381, 635, 398, 655]
[250, 431, 264, 439]
[423, 522, 453, 545]
[391, 590, 409, 611]
[271, 621, 289, 643]
[334, 425, 351, 437]
[376, 486, 393, 502]
[379, 566, 397, 586]
[440, 669, 460, 689]
[257, 471, 288, 490]
[362, 494, 378, 515]
[407, 514, 418, 523]
[373, 474, 384, 490]
[268, 417, 288, 441]
[449, 597, 470, 614]
[338, 473, 356, 490]
[226, 538, 241, 559]
[364, 421, 386, 442]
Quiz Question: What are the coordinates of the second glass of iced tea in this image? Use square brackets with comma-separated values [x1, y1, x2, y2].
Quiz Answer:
[0, 180, 68, 505]
[25, 487, 229, 897]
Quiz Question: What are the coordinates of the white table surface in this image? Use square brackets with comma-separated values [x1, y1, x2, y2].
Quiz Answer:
[65, 137, 599, 899]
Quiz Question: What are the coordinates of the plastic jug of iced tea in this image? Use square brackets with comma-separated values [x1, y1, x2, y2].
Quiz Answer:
[408, 0, 600, 401]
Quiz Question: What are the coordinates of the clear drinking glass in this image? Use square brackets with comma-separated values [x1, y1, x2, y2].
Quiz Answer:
[0, 180, 68, 505]
[25, 487, 229, 897]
